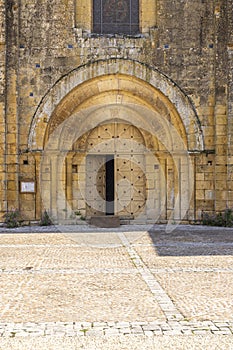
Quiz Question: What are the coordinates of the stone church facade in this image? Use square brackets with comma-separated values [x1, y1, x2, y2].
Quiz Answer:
[0, 0, 232, 225]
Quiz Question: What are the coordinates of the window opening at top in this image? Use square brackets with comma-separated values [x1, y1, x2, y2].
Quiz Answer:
[93, 0, 139, 35]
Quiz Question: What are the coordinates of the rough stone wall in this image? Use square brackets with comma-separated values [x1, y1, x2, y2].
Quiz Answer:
[0, 0, 6, 218]
[17, 0, 220, 149]
[213, 0, 228, 212]
[0, 1, 5, 95]
[5, 0, 20, 214]
[227, 0, 233, 209]
[2, 0, 231, 221]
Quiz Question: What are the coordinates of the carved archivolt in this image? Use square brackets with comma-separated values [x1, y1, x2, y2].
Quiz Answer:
[29, 59, 204, 152]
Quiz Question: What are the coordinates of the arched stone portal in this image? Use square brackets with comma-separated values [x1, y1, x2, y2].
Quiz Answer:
[29, 59, 204, 225]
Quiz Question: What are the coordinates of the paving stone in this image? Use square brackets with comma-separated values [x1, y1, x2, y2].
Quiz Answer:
[104, 329, 120, 336]
[119, 328, 131, 334]
[81, 322, 92, 328]
[142, 325, 159, 331]
[92, 322, 107, 327]
[131, 327, 144, 334]
[192, 329, 211, 334]
[131, 321, 148, 326]
[209, 326, 219, 331]
[106, 322, 115, 327]
[181, 329, 193, 335]
[0, 226, 233, 339]
[144, 330, 154, 336]
[73, 322, 82, 329]
[115, 322, 130, 328]
[152, 330, 163, 335]
[214, 322, 229, 327]
[85, 330, 104, 336]
[211, 329, 229, 335]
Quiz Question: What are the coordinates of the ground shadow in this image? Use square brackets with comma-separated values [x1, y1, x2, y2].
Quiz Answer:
[147, 225, 233, 256]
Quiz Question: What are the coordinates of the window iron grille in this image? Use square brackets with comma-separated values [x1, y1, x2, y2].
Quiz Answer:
[93, 0, 139, 35]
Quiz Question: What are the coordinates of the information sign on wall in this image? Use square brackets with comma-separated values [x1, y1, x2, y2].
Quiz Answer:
[20, 182, 35, 193]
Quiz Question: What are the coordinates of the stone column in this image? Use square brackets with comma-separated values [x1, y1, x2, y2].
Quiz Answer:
[66, 152, 74, 210]
[34, 152, 42, 220]
[50, 153, 58, 221]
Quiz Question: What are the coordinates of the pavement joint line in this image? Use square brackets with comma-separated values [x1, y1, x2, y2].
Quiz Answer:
[117, 232, 184, 321]
[132, 242, 233, 247]
[1, 241, 233, 248]
[150, 268, 233, 273]
[0, 268, 139, 275]
[0, 321, 232, 337]
[0, 244, 88, 248]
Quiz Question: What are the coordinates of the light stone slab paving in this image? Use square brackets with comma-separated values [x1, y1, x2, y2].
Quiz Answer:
[0, 233, 72, 245]
[0, 225, 233, 349]
[133, 244, 233, 268]
[0, 245, 133, 270]
[154, 271, 233, 321]
[117, 232, 184, 321]
[0, 273, 164, 322]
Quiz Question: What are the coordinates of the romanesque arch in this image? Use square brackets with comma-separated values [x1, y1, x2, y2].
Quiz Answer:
[28, 59, 204, 152]
[28, 59, 204, 224]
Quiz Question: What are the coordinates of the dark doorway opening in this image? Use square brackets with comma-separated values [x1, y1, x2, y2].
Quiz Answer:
[106, 155, 114, 215]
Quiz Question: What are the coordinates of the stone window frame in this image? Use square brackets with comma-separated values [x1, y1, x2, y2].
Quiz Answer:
[75, 0, 157, 36]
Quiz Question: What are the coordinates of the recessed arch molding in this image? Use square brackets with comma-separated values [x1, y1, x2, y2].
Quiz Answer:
[28, 59, 204, 152]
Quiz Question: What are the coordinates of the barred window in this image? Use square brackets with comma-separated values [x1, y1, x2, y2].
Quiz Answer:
[93, 0, 139, 35]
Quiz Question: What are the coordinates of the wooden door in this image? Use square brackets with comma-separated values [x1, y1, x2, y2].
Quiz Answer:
[115, 154, 146, 218]
[86, 155, 106, 216]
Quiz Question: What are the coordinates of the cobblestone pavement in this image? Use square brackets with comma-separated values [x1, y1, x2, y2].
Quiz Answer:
[0, 224, 233, 349]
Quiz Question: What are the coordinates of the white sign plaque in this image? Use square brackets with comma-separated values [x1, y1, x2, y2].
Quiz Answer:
[20, 182, 35, 193]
